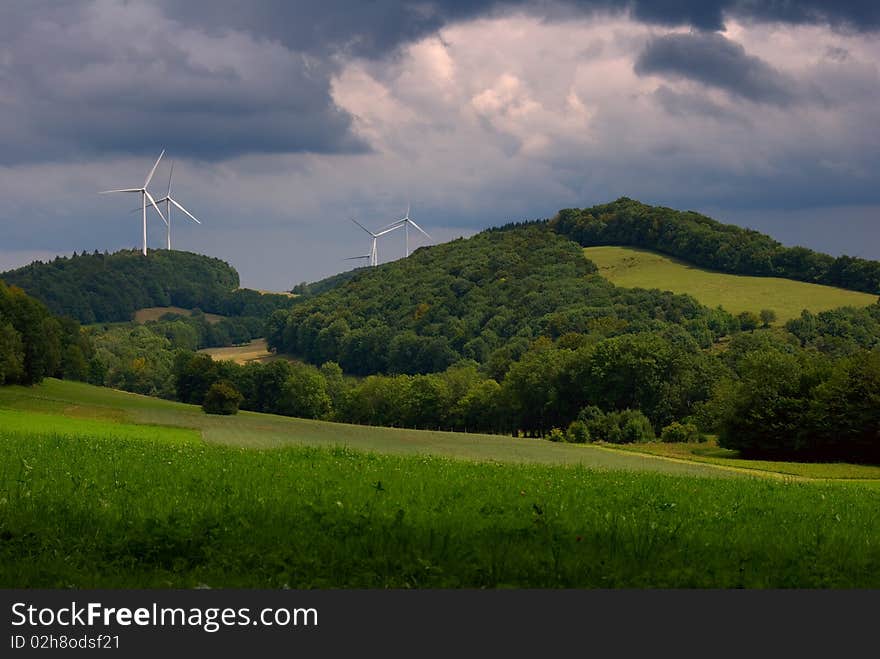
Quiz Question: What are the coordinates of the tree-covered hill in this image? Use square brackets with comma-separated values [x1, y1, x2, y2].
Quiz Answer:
[269, 223, 735, 376]
[551, 198, 880, 295]
[291, 268, 364, 297]
[1, 250, 244, 323]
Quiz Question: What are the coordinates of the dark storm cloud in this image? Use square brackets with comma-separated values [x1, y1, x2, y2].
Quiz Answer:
[2, 0, 877, 165]
[634, 32, 799, 106]
[0, 1, 366, 163]
[159, 1, 880, 50]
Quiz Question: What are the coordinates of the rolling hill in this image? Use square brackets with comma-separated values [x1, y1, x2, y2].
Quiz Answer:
[553, 198, 880, 295]
[585, 246, 877, 322]
[0, 249, 239, 323]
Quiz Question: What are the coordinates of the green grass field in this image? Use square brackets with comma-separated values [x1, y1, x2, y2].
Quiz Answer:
[2, 380, 880, 587]
[0, 380, 727, 476]
[585, 246, 878, 322]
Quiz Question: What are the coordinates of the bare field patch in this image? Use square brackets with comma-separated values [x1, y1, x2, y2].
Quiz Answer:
[133, 306, 226, 324]
[198, 338, 287, 365]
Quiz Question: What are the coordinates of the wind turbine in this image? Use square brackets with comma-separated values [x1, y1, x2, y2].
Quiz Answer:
[350, 218, 402, 267]
[381, 204, 431, 257]
[150, 162, 202, 250]
[99, 150, 167, 256]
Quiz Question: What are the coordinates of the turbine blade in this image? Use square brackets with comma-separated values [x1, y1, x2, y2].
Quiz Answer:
[167, 161, 174, 196]
[350, 217, 375, 237]
[377, 218, 406, 232]
[376, 222, 404, 237]
[407, 218, 431, 239]
[145, 190, 167, 224]
[143, 149, 165, 188]
[169, 197, 201, 224]
[99, 188, 141, 194]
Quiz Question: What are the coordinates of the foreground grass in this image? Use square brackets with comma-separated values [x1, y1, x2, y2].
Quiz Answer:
[2, 427, 879, 588]
[585, 246, 877, 322]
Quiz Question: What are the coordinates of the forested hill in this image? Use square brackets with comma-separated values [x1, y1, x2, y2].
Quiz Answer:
[269, 223, 735, 376]
[551, 198, 880, 295]
[0, 250, 240, 323]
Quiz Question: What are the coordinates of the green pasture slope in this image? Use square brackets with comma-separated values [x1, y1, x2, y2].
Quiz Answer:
[2, 380, 880, 588]
[585, 246, 878, 322]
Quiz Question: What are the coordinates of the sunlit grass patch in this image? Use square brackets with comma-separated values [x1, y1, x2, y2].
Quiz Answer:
[586, 246, 877, 322]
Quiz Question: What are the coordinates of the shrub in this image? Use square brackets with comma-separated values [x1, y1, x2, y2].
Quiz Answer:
[202, 381, 243, 415]
[617, 409, 656, 443]
[547, 427, 565, 443]
[580, 407, 654, 444]
[661, 421, 701, 443]
[759, 309, 777, 327]
[737, 311, 760, 332]
[565, 420, 591, 444]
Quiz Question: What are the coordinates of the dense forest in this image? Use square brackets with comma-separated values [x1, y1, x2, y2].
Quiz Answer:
[552, 198, 880, 295]
[269, 224, 738, 376]
[0, 249, 287, 323]
[0, 281, 92, 385]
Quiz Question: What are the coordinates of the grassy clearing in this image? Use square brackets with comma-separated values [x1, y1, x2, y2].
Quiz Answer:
[133, 306, 225, 324]
[2, 431, 879, 588]
[3, 380, 878, 481]
[585, 246, 877, 322]
[0, 381, 727, 476]
[611, 440, 880, 481]
[198, 338, 280, 365]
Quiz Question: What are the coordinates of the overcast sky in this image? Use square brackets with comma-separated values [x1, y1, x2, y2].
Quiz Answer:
[1, 1, 878, 290]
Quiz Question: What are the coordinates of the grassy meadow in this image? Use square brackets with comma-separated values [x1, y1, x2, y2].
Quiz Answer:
[2, 380, 880, 588]
[585, 246, 878, 322]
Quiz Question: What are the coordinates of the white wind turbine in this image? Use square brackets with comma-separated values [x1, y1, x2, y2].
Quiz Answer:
[350, 218, 402, 267]
[99, 150, 167, 256]
[150, 162, 202, 250]
[380, 204, 430, 257]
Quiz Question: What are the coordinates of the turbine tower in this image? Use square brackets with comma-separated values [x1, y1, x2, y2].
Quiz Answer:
[150, 162, 202, 250]
[381, 204, 431, 257]
[99, 150, 167, 256]
[350, 218, 402, 266]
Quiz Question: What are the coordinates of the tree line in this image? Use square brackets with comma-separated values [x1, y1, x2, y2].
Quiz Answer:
[552, 198, 880, 295]
[0, 280, 93, 385]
